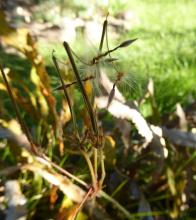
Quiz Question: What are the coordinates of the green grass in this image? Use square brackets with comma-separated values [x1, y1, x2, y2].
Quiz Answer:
[119, 0, 196, 112]
[38, 0, 196, 114]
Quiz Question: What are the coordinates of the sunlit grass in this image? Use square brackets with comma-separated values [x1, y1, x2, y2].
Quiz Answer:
[37, 0, 196, 114]
[118, 0, 196, 112]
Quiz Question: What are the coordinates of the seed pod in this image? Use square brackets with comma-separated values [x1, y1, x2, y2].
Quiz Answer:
[118, 38, 137, 48]
[107, 84, 116, 109]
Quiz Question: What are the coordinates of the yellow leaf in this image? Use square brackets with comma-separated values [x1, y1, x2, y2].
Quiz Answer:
[30, 67, 40, 86]
[37, 90, 49, 116]
[167, 167, 176, 196]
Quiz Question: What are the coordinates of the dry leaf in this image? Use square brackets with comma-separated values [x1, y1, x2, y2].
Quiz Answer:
[50, 185, 58, 208]
[24, 162, 85, 203]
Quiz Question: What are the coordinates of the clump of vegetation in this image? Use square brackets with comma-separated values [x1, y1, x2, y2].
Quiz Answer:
[0, 3, 196, 220]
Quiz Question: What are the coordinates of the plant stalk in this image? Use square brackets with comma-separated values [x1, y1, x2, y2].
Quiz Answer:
[63, 41, 99, 139]
[52, 53, 79, 140]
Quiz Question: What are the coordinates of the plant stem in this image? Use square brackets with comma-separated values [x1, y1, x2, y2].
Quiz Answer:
[81, 150, 97, 189]
[99, 149, 106, 186]
[52, 53, 79, 140]
[93, 148, 98, 180]
[99, 190, 132, 219]
[71, 186, 93, 220]
[63, 42, 99, 139]
[99, 13, 108, 52]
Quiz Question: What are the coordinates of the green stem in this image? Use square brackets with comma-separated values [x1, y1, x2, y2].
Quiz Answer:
[81, 150, 97, 189]
[93, 148, 98, 180]
[99, 190, 132, 219]
[99, 149, 106, 186]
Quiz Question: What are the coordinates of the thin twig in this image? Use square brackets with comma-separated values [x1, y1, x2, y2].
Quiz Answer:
[40, 155, 88, 188]
[53, 76, 94, 91]
[71, 187, 93, 220]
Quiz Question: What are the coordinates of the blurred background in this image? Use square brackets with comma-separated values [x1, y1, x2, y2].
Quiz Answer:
[1, 0, 195, 114]
[0, 0, 196, 220]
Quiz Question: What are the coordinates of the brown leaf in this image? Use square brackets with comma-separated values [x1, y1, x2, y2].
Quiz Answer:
[50, 185, 58, 208]
[24, 162, 85, 203]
